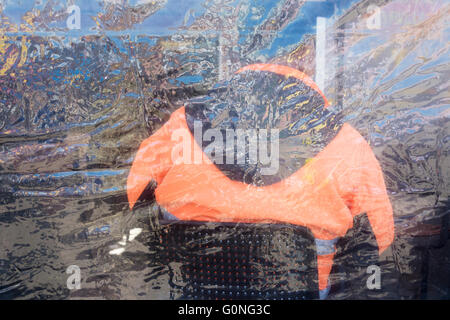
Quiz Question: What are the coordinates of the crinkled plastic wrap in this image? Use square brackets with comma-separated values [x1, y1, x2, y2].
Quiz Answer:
[0, 0, 448, 300]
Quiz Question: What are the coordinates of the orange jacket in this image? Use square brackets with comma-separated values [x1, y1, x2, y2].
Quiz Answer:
[127, 64, 394, 292]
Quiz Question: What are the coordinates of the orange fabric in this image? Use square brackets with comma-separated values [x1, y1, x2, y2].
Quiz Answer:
[318, 254, 335, 291]
[236, 63, 330, 108]
[127, 65, 394, 292]
[127, 107, 394, 290]
[128, 107, 394, 244]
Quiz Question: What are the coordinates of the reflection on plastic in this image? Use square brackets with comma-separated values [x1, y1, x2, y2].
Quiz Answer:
[127, 63, 395, 297]
[0, 0, 448, 300]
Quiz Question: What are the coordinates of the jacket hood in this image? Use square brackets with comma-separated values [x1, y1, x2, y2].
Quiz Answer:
[184, 63, 343, 186]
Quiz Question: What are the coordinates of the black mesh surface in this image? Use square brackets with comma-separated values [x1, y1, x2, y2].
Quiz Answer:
[155, 221, 319, 300]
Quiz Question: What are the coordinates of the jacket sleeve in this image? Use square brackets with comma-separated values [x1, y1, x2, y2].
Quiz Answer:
[127, 110, 181, 210]
[339, 128, 395, 254]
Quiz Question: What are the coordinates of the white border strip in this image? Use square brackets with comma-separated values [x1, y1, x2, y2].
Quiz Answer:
[315, 16, 327, 92]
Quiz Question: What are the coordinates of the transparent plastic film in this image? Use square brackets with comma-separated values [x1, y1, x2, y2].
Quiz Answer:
[0, 0, 448, 300]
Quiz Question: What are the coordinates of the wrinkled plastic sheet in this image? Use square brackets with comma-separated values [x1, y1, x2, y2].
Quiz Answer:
[0, 0, 449, 299]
